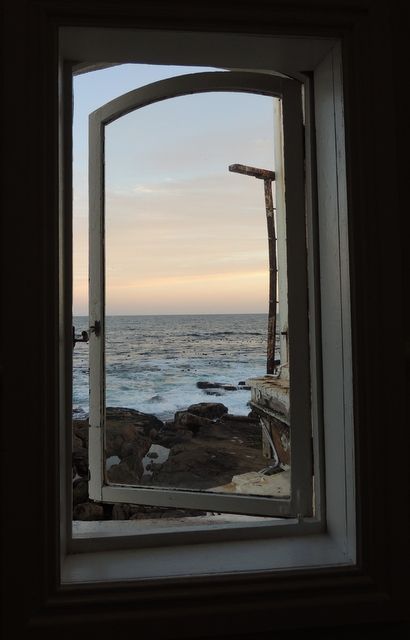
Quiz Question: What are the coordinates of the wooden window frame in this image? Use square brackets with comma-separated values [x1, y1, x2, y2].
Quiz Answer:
[1, 2, 408, 636]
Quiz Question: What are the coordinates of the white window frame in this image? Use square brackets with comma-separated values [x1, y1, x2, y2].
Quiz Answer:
[87, 71, 312, 519]
[59, 27, 355, 581]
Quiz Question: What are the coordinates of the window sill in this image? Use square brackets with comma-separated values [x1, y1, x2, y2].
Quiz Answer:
[62, 527, 353, 585]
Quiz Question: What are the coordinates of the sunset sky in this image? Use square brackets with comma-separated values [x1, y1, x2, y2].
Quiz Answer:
[73, 64, 276, 315]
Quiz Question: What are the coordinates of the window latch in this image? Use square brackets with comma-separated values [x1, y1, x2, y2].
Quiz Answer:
[90, 320, 101, 337]
[72, 326, 89, 348]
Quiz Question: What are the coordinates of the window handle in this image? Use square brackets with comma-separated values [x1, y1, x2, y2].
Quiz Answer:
[72, 326, 89, 349]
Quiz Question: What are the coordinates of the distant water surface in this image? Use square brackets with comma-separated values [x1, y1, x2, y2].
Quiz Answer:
[73, 314, 272, 420]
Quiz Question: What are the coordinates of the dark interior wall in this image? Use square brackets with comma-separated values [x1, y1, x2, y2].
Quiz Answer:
[1, 1, 409, 638]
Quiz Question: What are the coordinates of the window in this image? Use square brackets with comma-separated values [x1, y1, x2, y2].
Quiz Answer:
[61, 27, 355, 579]
[3, 5, 407, 634]
[85, 70, 312, 520]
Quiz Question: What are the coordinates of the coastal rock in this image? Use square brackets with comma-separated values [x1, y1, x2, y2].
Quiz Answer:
[196, 381, 221, 389]
[72, 447, 88, 477]
[196, 381, 239, 392]
[73, 434, 84, 449]
[73, 421, 88, 446]
[107, 458, 142, 484]
[151, 445, 239, 490]
[174, 410, 214, 431]
[186, 402, 228, 420]
[73, 502, 104, 521]
[106, 406, 164, 436]
[111, 503, 203, 520]
[105, 423, 151, 459]
[155, 427, 193, 448]
[73, 478, 89, 505]
[112, 503, 141, 520]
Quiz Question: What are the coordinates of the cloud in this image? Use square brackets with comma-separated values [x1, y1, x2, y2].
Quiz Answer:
[73, 88, 277, 314]
[133, 184, 156, 194]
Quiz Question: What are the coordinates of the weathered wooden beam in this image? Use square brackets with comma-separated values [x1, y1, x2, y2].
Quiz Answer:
[264, 179, 277, 375]
[229, 164, 277, 374]
[229, 163, 275, 180]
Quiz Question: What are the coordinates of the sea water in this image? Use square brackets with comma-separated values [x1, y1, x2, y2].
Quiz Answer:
[73, 314, 270, 421]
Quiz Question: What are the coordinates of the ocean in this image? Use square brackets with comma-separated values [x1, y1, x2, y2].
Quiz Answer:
[73, 313, 271, 421]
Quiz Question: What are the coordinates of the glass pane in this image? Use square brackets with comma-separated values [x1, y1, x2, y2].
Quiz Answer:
[103, 91, 290, 501]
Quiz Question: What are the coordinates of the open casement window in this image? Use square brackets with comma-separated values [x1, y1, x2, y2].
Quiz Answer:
[88, 71, 312, 518]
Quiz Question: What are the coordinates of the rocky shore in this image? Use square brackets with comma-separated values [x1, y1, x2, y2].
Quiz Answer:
[73, 395, 271, 521]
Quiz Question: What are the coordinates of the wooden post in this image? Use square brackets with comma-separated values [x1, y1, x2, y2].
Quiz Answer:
[263, 178, 277, 374]
[229, 164, 277, 373]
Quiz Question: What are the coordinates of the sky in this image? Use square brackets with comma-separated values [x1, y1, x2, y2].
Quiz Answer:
[73, 64, 276, 315]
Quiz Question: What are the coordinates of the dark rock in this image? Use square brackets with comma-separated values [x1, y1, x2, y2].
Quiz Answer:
[72, 447, 88, 477]
[73, 478, 88, 505]
[151, 446, 239, 490]
[73, 502, 104, 521]
[112, 503, 141, 520]
[174, 410, 214, 431]
[238, 381, 246, 386]
[105, 424, 151, 459]
[196, 424, 227, 440]
[123, 453, 144, 478]
[73, 420, 88, 445]
[221, 413, 259, 423]
[73, 434, 84, 449]
[186, 402, 228, 420]
[170, 444, 186, 454]
[155, 427, 193, 448]
[221, 385, 237, 391]
[106, 407, 164, 436]
[107, 460, 142, 484]
[196, 381, 220, 389]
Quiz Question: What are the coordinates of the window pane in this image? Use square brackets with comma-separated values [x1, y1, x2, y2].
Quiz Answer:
[103, 91, 291, 501]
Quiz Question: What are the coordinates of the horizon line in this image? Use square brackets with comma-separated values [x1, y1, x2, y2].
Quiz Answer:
[72, 311, 269, 317]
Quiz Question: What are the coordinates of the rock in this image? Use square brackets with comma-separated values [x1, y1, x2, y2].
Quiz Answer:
[73, 478, 88, 505]
[73, 420, 88, 446]
[106, 423, 151, 459]
[107, 459, 142, 484]
[221, 413, 259, 423]
[186, 402, 228, 420]
[196, 424, 227, 440]
[196, 382, 238, 392]
[73, 502, 104, 521]
[112, 503, 140, 520]
[151, 445, 240, 490]
[106, 407, 164, 436]
[174, 410, 214, 431]
[196, 381, 221, 389]
[155, 427, 193, 448]
[73, 434, 84, 449]
[171, 444, 186, 454]
[72, 447, 88, 477]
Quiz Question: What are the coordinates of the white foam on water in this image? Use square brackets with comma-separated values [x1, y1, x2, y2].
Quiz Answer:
[73, 314, 274, 421]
